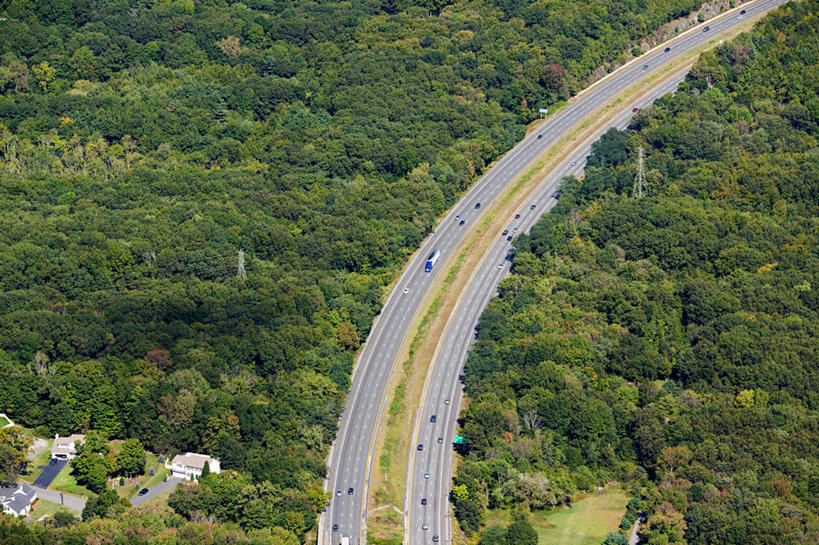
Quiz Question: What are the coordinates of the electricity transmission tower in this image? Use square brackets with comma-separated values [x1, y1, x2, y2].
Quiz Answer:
[237, 250, 246, 280]
[633, 146, 647, 198]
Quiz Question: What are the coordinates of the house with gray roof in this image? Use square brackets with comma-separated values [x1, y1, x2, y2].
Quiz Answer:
[0, 483, 37, 517]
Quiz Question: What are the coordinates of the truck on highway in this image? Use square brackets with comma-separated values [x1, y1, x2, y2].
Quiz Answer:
[340, 537, 349, 545]
[424, 249, 440, 272]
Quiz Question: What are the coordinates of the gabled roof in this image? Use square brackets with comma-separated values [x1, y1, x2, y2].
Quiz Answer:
[52, 434, 85, 455]
[171, 452, 218, 470]
[0, 483, 36, 514]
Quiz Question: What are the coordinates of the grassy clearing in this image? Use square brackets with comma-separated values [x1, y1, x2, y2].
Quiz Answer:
[475, 489, 629, 545]
[366, 9, 766, 538]
[537, 490, 630, 545]
[0, 415, 10, 427]
[49, 464, 92, 498]
[30, 498, 73, 522]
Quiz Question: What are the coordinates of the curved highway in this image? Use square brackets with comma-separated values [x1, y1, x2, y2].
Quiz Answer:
[321, 2, 784, 544]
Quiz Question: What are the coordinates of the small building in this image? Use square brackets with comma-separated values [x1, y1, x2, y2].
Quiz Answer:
[0, 483, 37, 517]
[51, 434, 85, 460]
[167, 452, 221, 481]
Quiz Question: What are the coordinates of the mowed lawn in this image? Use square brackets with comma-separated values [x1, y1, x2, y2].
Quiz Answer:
[535, 489, 629, 545]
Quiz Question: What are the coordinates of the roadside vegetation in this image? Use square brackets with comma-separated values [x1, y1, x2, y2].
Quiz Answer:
[453, 2, 819, 543]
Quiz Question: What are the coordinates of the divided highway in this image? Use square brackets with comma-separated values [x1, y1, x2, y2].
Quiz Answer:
[320, 2, 784, 544]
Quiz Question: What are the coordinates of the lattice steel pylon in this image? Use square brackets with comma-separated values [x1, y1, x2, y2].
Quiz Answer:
[633, 146, 647, 198]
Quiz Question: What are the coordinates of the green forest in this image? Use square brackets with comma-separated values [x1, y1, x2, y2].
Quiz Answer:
[453, 2, 819, 544]
[0, 0, 725, 542]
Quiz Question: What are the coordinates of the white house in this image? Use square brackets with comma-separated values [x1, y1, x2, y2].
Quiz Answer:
[0, 483, 37, 516]
[167, 452, 221, 481]
[51, 434, 85, 460]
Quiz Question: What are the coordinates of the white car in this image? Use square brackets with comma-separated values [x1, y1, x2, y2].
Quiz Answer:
[422, 523, 429, 530]
[424, 472, 430, 479]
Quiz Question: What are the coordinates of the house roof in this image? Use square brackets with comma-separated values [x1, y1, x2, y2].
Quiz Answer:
[172, 452, 218, 470]
[0, 483, 36, 514]
[51, 434, 85, 455]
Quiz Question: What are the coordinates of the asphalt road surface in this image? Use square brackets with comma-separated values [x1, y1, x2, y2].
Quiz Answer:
[321, 2, 785, 544]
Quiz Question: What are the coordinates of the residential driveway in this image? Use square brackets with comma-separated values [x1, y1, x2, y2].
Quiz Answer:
[33, 459, 66, 488]
[130, 477, 183, 506]
[31, 486, 86, 513]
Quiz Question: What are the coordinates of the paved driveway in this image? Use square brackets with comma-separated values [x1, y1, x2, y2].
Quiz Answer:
[130, 477, 183, 506]
[33, 459, 66, 488]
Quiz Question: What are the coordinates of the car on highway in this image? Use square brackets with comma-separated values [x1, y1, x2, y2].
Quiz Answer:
[332, 523, 339, 532]
[530, 203, 536, 209]
[336, 489, 342, 496]
[703, 25, 710, 31]
[422, 523, 429, 531]
[138, 488, 149, 496]
[513, 227, 518, 232]
[514, 213, 520, 219]
[437, 437, 443, 443]
[740, 9, 746, 15]
[403, 287, 409, 294]
[632, 107, 639, 112]
[444, 398, 450, 405]
[459, 219, 465, 225]
[537, 134, 542, 139]
[664, 46, 671, 52]
[570, 160, 576, 166]
[421, 497, 427, 505]
[430, 414, 437, 423]
[432, 536, 439, 542]
[417, 444, 424, 451]
[424, 472, 430, 479]
[642, 64, 648, 70]
[455, 214, 460, 220]
[502, 229, 508, 236]
[347, 487, 354, 495]
[506, 235, 513, 241]
[474, 202, 481, 209]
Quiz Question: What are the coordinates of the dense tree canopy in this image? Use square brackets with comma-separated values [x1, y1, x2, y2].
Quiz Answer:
[0, 0, 721, 539]
[455, 2, 819, 543]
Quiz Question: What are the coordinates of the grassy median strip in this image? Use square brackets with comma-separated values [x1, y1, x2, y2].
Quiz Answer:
[366, 10, 765, 541]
